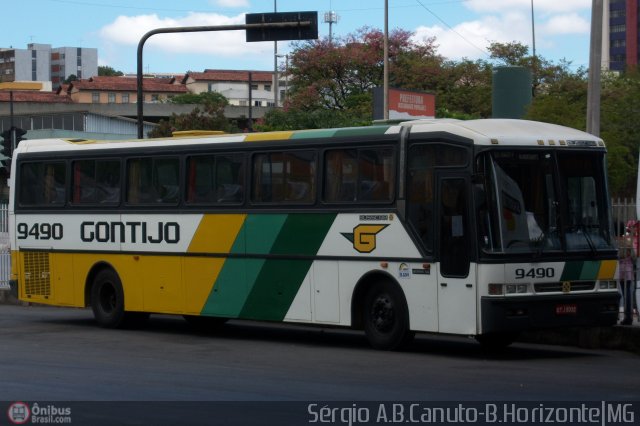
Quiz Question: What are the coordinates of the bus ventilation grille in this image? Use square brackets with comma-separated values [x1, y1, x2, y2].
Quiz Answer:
[24, 252, 51, 297]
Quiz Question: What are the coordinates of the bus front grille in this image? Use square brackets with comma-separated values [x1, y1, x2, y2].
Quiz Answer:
[23, 252, 51, 297]
[534, 281, 596, 293]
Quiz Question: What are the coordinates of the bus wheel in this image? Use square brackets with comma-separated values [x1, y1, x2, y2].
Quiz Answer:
[475, 332, 519, 351]
[363, 281, 414, 350]
[91, 268, 126, 328]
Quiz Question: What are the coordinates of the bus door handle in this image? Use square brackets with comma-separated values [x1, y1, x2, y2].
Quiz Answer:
[440, 283, 447, 287]
[466, 284, 473, 288]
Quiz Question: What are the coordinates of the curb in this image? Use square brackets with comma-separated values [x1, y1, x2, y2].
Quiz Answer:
[520, 325, 640, 355]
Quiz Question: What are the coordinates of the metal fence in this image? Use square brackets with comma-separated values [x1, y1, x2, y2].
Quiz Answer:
[612, 198, 637, 240]
[0, 203, 9, 290]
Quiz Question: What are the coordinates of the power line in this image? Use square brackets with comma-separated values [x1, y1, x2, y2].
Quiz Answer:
[413, 0, 489, 57]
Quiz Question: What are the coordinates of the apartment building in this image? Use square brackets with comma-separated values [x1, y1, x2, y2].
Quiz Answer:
[603, 0, 640, 71]
[51, 47, 98, 86]
[0, 44, 97, 86]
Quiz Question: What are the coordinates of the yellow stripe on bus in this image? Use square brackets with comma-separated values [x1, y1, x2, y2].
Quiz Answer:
[188, 214, 246, 254]
[597, 259, 617, 280]
[244, 131, 293, 142]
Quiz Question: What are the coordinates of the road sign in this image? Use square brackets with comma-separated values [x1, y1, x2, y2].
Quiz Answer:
[245, 12, 318, 42]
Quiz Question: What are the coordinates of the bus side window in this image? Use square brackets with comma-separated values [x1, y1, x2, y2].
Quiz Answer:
[73, 159, 120, 204]
[20, 161, 66, 206]
[323, 147, 394, 203]
[127, 157, 179, 205]
[155, 159, 179, 203]
[252, 151, 315, 204]
[186, 154, 244, 205]
[95, 160, 121, 204]
[324, 149, 357, 202]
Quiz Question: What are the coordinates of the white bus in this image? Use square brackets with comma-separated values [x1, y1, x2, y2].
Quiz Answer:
[8, 119, 620, 350]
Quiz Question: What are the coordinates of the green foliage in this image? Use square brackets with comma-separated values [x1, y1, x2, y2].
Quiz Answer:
[148, 92, 230, 138]
[98, 66, 124, 77]
[63, 74, 78, 84]
[255, 108, 370, 132]
[168, 92, 228, 105]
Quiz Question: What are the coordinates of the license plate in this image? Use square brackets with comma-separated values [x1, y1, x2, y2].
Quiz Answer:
[555, 304, 577, 315]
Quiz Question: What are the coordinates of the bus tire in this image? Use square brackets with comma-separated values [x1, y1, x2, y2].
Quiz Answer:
[363, 281, 414, 350]
[475, 332, 519, 351]
[91, 268, 127, 328]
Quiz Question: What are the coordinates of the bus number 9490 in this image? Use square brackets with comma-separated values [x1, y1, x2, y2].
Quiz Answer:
[17, 223, 63, 240]
[515, 267, 555, 279]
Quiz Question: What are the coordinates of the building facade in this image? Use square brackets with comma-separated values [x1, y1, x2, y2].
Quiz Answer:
[51, 47, 98, 86]
[60, 76, 187, 104]
[604, 0, 640, 71]
[182, 70, 277, 107]
[0, 44, 97, 86]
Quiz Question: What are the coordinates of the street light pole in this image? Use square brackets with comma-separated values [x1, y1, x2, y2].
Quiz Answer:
[587, 0, 603, 136]
[383, 0, 389, 120]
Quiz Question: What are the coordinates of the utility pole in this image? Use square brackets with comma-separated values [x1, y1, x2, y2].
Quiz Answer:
[274, 0, 278, 108]
[587, 0, 603, 136]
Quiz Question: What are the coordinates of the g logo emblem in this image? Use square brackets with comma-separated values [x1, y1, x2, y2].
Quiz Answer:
[341, 224, 388, 253]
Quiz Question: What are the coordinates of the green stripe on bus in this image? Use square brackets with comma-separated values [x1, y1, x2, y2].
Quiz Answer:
[201, 215, 287, 317]
[333, 126, 392, 138]
[202, 213, 336, 320]
[579, 261, 600, 280]
[239, 213, 337, 321]
[560, 261, 601, 281]
[560, 261, 583, 281]
[290, 129, 337, 140]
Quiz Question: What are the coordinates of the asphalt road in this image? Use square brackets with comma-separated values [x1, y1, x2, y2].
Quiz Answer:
[0, 305, 638, 424]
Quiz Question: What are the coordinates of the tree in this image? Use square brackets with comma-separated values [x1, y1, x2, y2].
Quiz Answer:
[63, 74, 78, 84]
[261, 27, 443, 130]
[148, 92, 231, 138]
[599, 70, 640, 196]
[98, 66, 124, 77]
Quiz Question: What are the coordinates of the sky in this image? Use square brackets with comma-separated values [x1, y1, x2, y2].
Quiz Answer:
[5, 0, 594, 75]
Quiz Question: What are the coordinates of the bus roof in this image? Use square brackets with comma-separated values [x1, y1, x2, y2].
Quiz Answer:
[13, 118, 604, 154]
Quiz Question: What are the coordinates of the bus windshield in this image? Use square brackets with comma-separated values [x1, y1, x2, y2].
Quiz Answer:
[476, 150, 614, 255]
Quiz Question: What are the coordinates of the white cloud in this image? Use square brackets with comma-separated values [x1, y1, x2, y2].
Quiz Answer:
[463, 0, 591, 14]
[542, 13, 590, 35]
[412, 2, 592, 61]
[99, 12, 272, 57]
[412, 13, 533, 60]
[211, 0, 250, 8]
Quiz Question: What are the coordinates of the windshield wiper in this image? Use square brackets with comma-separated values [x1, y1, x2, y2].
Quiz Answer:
[575, 223, 597, 255]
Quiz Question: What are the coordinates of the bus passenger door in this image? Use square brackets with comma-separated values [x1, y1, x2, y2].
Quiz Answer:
[436, 174, 477, 334]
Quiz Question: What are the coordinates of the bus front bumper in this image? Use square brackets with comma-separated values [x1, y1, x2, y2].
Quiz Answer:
[480, 293, 620, 334]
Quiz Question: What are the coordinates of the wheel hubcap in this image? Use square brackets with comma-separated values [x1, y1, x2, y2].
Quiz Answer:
[99, 283, 116, 314]
[371, 294, 395, 332]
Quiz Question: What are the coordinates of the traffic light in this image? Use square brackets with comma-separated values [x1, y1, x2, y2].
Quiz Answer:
[1, 128, 11, 170]
[13, 127, 27, 145]
[0, 127, 26, 171]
